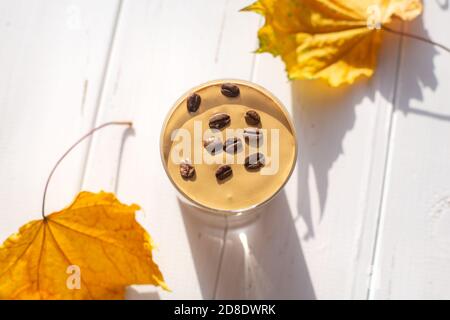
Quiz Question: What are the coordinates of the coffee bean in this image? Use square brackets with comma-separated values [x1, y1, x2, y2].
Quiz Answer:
[215, 165, 232, 180]
[243, 127, 263, 141]
[221, 83, 240, 97]
[245, 110, 261, 125]
[180, 162, 195, 179]
[223, 137, 242, 154]
[187, 93, 201, 113]
[209, 113, 230, 129]
[245, 153, 265, 170]
[203, 137, 223, 155]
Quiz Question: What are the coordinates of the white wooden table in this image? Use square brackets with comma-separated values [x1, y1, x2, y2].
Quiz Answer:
[1, 0, 450, 300]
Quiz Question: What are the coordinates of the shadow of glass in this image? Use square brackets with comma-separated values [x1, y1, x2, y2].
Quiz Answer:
[291, 15, 440, 240]
[215, 191, 316, 299]
[180, 190, 315, 299]
[179, 199, 227, 299]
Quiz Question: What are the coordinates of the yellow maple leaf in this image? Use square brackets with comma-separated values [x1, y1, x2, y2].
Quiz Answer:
[0, 191, 167, 300]
[243, 0, 422, 86]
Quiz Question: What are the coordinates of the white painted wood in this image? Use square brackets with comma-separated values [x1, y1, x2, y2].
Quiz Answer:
[215, 26, 404, 298]
[82, 0, 260, 299]
[0, 0, 120, 239]
[2, 0, 450, 300]
[370, 3, 450, 299]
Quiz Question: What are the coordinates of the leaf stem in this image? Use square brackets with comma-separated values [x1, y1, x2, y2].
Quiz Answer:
[42, 121, 133, 219]
[382, 25, 450, 53]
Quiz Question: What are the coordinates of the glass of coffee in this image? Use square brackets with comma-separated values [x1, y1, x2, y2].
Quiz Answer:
[160, 79, 297, 219]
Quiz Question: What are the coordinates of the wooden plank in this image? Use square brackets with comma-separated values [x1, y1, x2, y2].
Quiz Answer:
[82, 0, 261, 299]
[215, 27, 404, 298]
[369, 3, 450, 299]
[0, 0, 120, 243]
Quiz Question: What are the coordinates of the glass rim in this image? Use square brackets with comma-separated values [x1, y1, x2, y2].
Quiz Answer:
[159, 78, 298, 217]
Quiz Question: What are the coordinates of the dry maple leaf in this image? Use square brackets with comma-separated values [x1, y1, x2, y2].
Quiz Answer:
[243, 0, 422, 86]
[0, 191, 168, 299]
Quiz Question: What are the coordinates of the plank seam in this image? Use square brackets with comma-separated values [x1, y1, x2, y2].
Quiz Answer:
[80, 0, 125, 189]
[250, 16, 263, 82]
[214, 0, 229, 63]
[366, 22, 405, 299]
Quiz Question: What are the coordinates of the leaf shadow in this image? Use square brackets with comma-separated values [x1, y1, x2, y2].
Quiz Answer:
[396, 16, 448, 119]
[291, 15, 440, 240]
